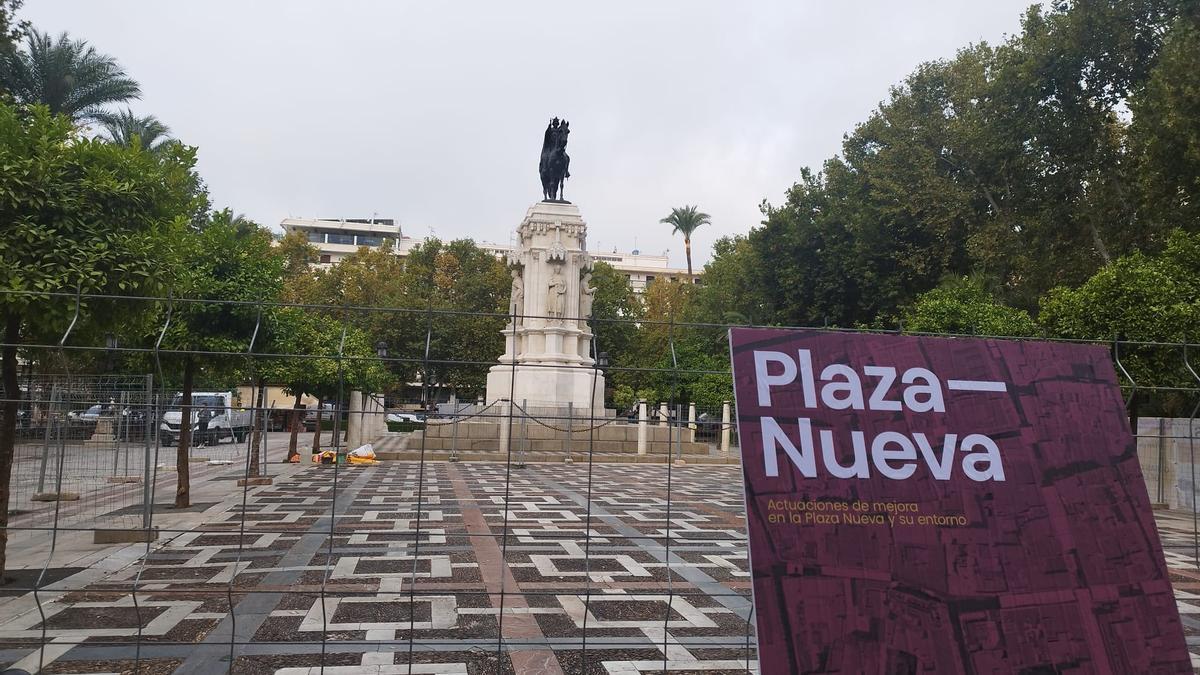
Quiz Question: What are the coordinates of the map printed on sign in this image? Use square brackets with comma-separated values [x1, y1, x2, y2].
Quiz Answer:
[729, 328, 1190, 674]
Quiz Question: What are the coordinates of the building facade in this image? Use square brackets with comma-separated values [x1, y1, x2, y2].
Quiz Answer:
[280, 217, 405, 266]
[280, 217, 700, 291]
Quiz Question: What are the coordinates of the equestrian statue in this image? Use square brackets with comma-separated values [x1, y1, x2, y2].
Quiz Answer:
[539, 117, 571, 202]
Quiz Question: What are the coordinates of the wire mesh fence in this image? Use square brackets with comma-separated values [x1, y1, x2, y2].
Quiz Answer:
[0, 291, 1195, 674]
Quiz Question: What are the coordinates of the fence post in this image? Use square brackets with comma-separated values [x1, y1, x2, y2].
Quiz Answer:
[658, 402, 668, 427]
[721, 401, 731, 457]
[113, 391, 127, 476]
[143, 377, 154, 531]
[518, 398, 528, 468]
[687, 402, 697, 443]
[564, 401, 573, 463]
[675, 403, 685, 465]
[637, 399, 648, 455]
[263, 399, 272, 478]
[450, 405, 460, 462]
[36, 383, 58, 493]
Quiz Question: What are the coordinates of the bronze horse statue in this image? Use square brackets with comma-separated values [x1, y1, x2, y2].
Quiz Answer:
[539, 118, 570, 202]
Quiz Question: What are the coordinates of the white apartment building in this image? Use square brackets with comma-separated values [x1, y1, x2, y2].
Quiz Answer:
[280, 217, 699, 291]
[281, 217, 405, 266]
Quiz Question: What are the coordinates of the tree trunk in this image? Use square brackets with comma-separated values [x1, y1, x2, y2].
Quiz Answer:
[287, 390, 302, 462]
[174, 356, 194, 508]
[311, 396, 322, 454]
[248, 377, 265, 477]
[0, 312, 21, 581]
[1088, 219, 1112, 264]
[684, 237, 693, 277]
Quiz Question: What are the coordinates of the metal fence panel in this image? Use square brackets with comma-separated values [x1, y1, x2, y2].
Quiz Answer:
[0, 291, 1194, 673]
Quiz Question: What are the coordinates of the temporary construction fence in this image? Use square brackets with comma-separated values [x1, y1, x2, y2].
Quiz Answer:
[0, 290, 1194, 673]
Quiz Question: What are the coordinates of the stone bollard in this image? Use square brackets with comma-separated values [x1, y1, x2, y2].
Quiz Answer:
[688, 402, 697, 443]
[346, 390, 362, 449]
[499, 399, 512, 454]
[720, 401, 732, 456]
[637, 400, 648, 455]
[658, 402, 669, 428]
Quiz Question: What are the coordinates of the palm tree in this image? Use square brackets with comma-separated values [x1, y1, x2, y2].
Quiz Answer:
[659, 205, 711, 277]
[95, 109, 172, 151]
[0, 29, 140, 122]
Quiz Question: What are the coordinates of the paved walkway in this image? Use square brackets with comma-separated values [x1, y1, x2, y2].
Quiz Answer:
[0, 461, 1198, 673]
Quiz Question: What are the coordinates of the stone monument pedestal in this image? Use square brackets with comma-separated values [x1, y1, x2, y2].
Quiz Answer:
[485, 365, 605, 413]
[485, 201, 605, 414]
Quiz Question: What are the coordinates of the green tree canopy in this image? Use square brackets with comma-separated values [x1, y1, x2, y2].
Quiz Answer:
[588, 261, 643, 405]
[310, 238, 508, 400]
[702, 0, 1198, 330]
[95, 108, 172, 152]
[157, 213, 284, 506]
[900, 278, 1041, 337]
[0, 29, 140, 122]
[1039, 229, 1199, 414]
[0, 101, 201, 575]
[0, 0, 26, 62]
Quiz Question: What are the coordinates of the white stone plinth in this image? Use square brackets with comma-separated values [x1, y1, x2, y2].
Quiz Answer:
[485, 365, 605, 414]
[485, 200, 606, 412]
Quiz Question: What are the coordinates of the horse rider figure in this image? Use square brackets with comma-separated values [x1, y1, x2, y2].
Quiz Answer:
[539, 117, 571, 202]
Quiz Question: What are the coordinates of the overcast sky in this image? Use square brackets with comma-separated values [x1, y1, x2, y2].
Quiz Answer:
[26, 1, 1032, 269]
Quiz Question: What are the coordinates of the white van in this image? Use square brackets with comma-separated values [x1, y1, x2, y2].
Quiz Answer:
[160, 392, 252, 447]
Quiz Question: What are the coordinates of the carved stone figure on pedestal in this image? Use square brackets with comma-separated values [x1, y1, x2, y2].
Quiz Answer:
[509, 269, 524, 325]
[579, 272, 595, 321]
[547, 269, 566, 321]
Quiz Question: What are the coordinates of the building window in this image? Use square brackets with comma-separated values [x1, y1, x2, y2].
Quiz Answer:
[645, 275, 655, 283]
[356, 235, 382, 247]
[319, 254, 331, 264]
[326, 232, 355, 245]
[307, 231, 325, 244]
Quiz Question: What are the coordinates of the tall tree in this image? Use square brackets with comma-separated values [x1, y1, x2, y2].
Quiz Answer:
[0, 102, 200, 578]
[691, 235, 769, 326]
[1129, 15, 1200, 233]
[1040, 228, 1200, 414]
[588, 262, 644, 408]
[264, 308, 387, 462]
[740, 0, 1193, 327]
[0, 29, 140, 122]
[0, 0, 26, 63]
[95, 108, 172, 152]
[314, 238, 508, 401]
[159, 214, 283, 507]
[659, 205, 710, 276]
[277, 230, 321, 280]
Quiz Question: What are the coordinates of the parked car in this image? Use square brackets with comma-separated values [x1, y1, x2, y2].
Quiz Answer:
[386, 412, 424, 424]
[68, 403, 113, 422]
[114, 407, 155, 441]
[160, 392, 252, 447]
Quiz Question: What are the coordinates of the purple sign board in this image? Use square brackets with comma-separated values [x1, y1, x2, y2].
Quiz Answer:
[729, 328, 1189, 674]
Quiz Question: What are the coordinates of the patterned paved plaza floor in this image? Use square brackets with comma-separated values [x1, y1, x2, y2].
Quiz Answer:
[2, 461, 1200, 673]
